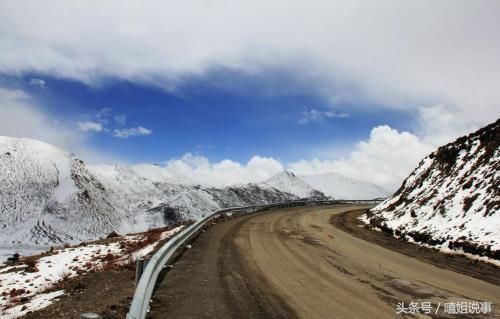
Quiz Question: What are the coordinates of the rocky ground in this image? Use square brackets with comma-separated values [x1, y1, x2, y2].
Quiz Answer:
[0, 224, 186, 318]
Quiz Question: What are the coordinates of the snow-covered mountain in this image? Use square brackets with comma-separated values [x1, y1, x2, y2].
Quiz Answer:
[260, 171, 328, 199]
[300, 172, 390, 200]
[362, 119, 499, 259]
[259, 170, 389, 200]
[0, 137, 298, 247]
[130, 163, 199, 185]
[0, 137, 121, 246]
[0, 136, 389, 248]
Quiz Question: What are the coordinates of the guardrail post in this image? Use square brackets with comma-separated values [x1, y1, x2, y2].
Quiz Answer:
[135, 258, 144, 286]
[144, 256, 151, 270]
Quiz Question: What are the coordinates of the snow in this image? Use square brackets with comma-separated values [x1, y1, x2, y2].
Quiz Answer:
[0, 136, 301, 248]
[260, 171, 325, 199]
[0, 226, 183, 318]
[130, 163, 199, 186]
[0, 290, 64, 318]
[362, 120, 500, 257]
[130, 227, 182, 260]
[259, 170, 389, 200]
[300, 172, 390, 200]
[162, 189, 221, 220]
[0, 136, 122, 246]
[0, 137, 78, 205]
[0, 135, 387, 251]
[437, 247, 500, 267]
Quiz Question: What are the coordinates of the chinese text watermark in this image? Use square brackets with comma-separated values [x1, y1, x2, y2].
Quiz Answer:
[396, 301, 492, 315]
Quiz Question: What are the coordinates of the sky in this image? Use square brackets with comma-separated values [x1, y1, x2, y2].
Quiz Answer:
[0, 1, 499, 191]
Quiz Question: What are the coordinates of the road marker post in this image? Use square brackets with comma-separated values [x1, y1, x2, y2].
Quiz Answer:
[135, 258, 145, 286]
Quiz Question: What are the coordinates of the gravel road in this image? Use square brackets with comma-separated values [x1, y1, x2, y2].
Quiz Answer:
[149, 205, 500, 319]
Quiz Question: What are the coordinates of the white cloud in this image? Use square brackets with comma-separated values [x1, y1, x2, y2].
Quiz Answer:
[289, 125, 434, 191]
[0, 85, 483, 190]
[95, 107, 112, 124]
[324, 111, 349, 119]
[0, 1, 498, 129]
[0, 86, 121, 164]
[112, 126, 152, 138]
[417, 104, 479, 146]
[114, 114, 127, 126]
[289, 104, 488, 191]
[153, 123, 435, 189]
[28, 78, 46, 88]
[163, 154, 283, 186]
[0, 2, 497, 189]
[139, 112, 482, 189]
[299, 108, 349, 124]
[0, 87, 29, 100]
[76, 121, 103, 132]
[0, 87, 81, 149]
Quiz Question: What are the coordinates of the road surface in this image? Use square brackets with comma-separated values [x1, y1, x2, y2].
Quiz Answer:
[149, 205, 500, 318]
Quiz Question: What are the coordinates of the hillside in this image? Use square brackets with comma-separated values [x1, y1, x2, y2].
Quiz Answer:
[0, 137, 298, 247]
[0, 136, 389, 249]
[259, 171, 327, 199]
[0, 137, 120, 246]
[362, 119, 500, 259]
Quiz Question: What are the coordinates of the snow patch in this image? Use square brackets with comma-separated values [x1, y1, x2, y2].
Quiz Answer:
[363, 120, 500, 259]
[0, 226, 183, 318]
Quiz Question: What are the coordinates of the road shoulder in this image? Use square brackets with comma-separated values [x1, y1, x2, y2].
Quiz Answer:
[148, 212, 297, 319]
[331, 209, 500, 286]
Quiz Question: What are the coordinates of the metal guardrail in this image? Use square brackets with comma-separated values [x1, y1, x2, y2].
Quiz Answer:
[126, 199, 380, 319]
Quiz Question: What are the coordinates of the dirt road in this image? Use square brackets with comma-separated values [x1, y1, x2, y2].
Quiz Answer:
[149, 205, 500, 318]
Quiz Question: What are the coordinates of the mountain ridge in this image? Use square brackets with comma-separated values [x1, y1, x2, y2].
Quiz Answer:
[299, 172, 390, 200]
[259, 171, 328, 199]
[0, 136, 388, 247]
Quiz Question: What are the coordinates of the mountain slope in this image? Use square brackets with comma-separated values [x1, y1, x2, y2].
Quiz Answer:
[0, 137, 121, 246]
[260, 171, 328, 199]
[0, 137, 299, 247]
[145, 183, 298, 223]
[362, 119, 500, 259]
[300, 172, 390, 200]
[0, 136, 390, 248]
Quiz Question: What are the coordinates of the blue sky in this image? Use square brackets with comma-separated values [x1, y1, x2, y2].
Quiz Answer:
[10, 71, 413, 164]
[0, 1, 498, 189]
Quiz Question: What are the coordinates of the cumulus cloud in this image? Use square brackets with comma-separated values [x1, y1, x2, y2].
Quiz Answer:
[77, 121, 103, 132]
[0, 1, 499, 129]
[416, 104, 479, 146]
[112, 126, 152, 138]
[299, 108, 349, 124]
[163, 154, 283, 186]
[289, 125, 434, 191]
[152, 122, 438, 190]
[140, 113, 482, 189]
[288, 104, 488, 191]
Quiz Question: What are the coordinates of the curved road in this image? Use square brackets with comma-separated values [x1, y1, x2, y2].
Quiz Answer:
[149, 205, 500, 318]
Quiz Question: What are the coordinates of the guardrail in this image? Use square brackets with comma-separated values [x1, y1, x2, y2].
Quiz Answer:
[126, 199, 380, 319]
